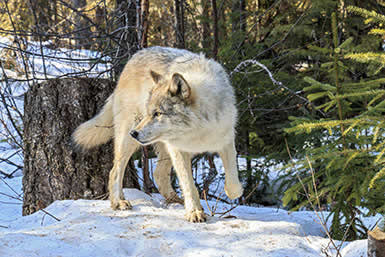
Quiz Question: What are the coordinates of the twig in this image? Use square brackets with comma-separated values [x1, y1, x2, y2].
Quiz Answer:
[0, 188, 61, 223]
[217, 183, 259, 218]
[0, 200, 21, 205]
[231, 59, 326, 118]
[285, 138, 342, 257]
[0, 192, 22, 201]
[207, 193, 230, 204]
[203, 189, 215, 216]
[40, 209, 61, 222]
[0, 170, 12, 178]
[203, 190, 227, 216]
[0, 176, 22, 197]
[0, 156, 23, 170]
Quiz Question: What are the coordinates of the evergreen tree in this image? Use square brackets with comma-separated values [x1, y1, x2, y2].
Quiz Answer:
[284, 6, 385, 240]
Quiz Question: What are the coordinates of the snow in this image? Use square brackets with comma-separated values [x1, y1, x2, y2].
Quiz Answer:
[0, 177, 371, 257]
[341, 240, 367, 257]
[0, 36, 111, 80]
[0, 176, 22, 224]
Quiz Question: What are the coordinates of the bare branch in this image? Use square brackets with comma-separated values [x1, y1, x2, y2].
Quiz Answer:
[231, 59, 326, 118]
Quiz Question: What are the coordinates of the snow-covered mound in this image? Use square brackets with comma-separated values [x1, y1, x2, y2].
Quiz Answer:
[0, 180, 368, 257]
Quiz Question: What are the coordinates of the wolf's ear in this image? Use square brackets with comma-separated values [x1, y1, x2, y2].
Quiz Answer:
[169, 73, 191, 100]
[150, 70, 163, 84]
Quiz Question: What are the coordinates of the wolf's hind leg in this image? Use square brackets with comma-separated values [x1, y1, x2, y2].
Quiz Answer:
[219, 141, 243, 200]
[166, 145, 206, 222]
[154, 143, 183, 204]
[109, 120, 139, 211]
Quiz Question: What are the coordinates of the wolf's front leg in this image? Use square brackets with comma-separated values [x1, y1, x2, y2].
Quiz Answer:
[166, 145, 206, 222]
[219, 141, 243, 200]
[109, 120, 139, 210]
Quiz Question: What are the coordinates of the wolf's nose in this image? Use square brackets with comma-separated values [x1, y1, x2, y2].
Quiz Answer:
[130, 130, 139, 139]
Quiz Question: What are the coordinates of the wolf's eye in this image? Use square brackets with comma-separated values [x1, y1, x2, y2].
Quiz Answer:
[152, 111, 161, 118]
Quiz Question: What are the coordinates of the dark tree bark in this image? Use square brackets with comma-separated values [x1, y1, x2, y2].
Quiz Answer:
[174, 0, 185, 48]
[368, 226, 385, 257]
[231, 0, 247, 52]
[201, 0, 210, 50]
[211, 0, 218, 59]
[28, 0, 51, 40]
[113, 0, 140, 76]
[73, 0, 92, 48]
[140, 0, 150, 48]
[22, 78, 139, 216]
[231, 0, 246, 33]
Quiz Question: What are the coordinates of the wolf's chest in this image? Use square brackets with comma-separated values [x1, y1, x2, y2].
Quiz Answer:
[169, 126, 233, 153]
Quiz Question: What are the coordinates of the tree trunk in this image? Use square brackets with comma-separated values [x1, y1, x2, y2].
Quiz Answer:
[73, 0, 92, 49]
[174, 0, 185, 48]
[29, 0, 51, 40]
[231, 0, 247, 51]
[140, 0, 149, 48]
[368, 226, 385, 257]
[211, 0, 218, 59]
[200, 0, 210, 50]
[113, 0, 140, 76]
[22, 78, 139, 216]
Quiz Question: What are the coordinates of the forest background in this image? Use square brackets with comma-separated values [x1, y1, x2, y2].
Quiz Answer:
[1, 0, 385, 241]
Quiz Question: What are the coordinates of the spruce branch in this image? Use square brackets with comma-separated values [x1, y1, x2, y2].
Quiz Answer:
[347, 6, 385, 24]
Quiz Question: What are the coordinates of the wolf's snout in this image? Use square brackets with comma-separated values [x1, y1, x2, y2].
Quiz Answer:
[130, 130, 139, 139]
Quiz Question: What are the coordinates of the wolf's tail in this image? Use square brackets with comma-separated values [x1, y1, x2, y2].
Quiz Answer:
[72, 95, 114, 149]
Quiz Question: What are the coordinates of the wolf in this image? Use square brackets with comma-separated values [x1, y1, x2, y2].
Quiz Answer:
[73, 47, 243, 222]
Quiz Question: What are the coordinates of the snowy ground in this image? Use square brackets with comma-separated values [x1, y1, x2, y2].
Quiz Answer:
[0, 176, 374, 257]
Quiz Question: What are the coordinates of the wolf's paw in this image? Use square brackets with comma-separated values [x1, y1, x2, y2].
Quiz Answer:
[225, 182, 244, 200]
[111, 200, 132, 211]
[185, 209, 206, 223]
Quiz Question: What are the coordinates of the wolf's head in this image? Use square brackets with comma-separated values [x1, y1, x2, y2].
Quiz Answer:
[130, 71, 196, 145]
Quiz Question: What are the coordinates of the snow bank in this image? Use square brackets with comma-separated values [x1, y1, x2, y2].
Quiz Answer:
[0, 177, 369, 257]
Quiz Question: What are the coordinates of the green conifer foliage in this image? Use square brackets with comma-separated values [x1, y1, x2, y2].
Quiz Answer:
[284, 7, 385, 240]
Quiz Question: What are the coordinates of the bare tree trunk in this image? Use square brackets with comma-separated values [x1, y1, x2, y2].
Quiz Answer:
[368, 226, 385, 257]
[28, 0, 51, 40]
[140, 0, 150, 48]
[211, 0, 218, 59]
[201, 0, 210, 50]
[113, 0, 140, 76]
[22, 78, 139, 215]
[174, 0, 185, 48]
[231, 0, 247, 51]
[135, 0, 153, 193]
[73, 0, 92, 48]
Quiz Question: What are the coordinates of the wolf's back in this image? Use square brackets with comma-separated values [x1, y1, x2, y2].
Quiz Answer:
[72, 95, 114, 149]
